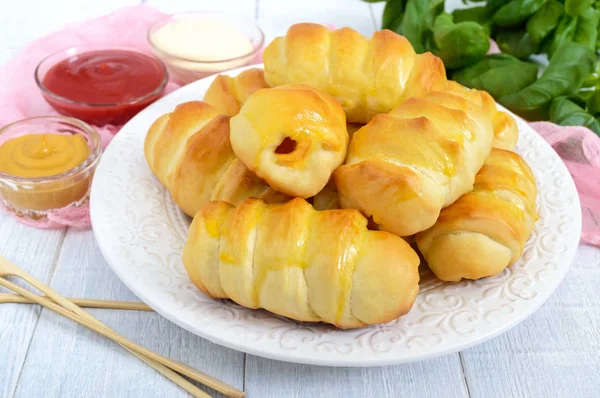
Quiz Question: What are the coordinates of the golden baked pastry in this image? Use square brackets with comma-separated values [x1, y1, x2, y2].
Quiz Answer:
[416, 148, 538, 282]
[144, 101, 287, 216]
[334, 88, 495, 237]
[446, 80, 518, 150]
[312, 180, 340, 210]
[183, 197, 420, 329]
[230, 84, 348, 198]
[203, 68, 268, 117]
[263, 23, 447, 124]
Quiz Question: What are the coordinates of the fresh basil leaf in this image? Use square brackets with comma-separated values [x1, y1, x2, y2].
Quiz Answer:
[587, 89, 600, 115]
[452, 54, 539, 98]
[496, 29, 540, 58]
[500, 42, 595, 120]
[383, 0, 407, 29]
[486, 0, 512, 12]
[453, 6, 493, 35]
[574, 8, 600, 52]
[431, 13, 490, 69]
[550, 96, 600, 134]
[526, 0, 564, 44]
[569, 89, 594, 107]
[565, 0, 594, 17]
[492, 0, 547, 27]
[400, 0, 445, 53]
[550, 14, 578, 58]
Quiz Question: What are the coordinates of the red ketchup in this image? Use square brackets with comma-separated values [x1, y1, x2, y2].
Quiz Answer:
[41, 49, 167, 125]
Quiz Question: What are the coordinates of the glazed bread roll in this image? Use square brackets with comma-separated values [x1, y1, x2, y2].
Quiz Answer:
[144, 101, 287, 216]
[263, 23, 447, 124]
[446, 80, 518, 150]
[203, 68, 268, 117]
[334, 88, 495, 237]
[416, 149, 538, 282]
[183, 197, 420, 329]
[312, 180, 340, 211]
[230, 84, 348, 198]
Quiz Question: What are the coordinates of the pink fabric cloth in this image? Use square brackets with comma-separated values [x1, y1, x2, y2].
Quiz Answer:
[0, 7, 599, 247]
[531, 122, 600, 246]
[0, 5, 172, 229]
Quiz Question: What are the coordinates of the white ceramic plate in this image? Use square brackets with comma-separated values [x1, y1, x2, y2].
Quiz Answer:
[90, 65, 581, 367]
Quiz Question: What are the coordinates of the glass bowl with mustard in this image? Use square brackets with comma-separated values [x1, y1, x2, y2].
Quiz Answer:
[0, 116, 101, 223]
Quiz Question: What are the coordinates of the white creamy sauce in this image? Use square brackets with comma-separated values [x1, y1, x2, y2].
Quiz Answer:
[152, 18, 254, 62]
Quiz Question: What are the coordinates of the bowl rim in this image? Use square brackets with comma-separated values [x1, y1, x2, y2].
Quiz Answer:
[34, 45, 169, 108]
[147, 10, 265, 64]
[0, 116, 102, 184]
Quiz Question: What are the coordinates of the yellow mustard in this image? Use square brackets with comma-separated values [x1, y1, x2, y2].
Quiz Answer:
[0, 133, 90, 178]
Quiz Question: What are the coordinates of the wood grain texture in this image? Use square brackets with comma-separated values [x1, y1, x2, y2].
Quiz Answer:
[146, 0, 257, 17]
[12, 229, 244, 398]
[460, 245, 600, 398]
[1, 1, 600, 398]
[245, 354, 469, 398]
[0, 215, 66, 398]
[0, 0, 140, 65]
[258, 0, 376, 46]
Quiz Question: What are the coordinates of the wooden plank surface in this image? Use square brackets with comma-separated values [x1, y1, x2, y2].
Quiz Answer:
[258, 0, 376, 44]
[245, 354, 469, 398]
[0, 215, 66, 398]
[145, 0, 256, 16]
[0, 0, 140, 65]
[13, 228, 245, 398]
[1, 1, 600, 397]
[460, 245, 600, 398]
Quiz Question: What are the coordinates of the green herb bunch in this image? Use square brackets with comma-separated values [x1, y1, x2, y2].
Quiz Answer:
[364, 0, 600, 135]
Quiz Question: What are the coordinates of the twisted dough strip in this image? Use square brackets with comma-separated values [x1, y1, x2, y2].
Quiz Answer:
[263, 23, 448, 124]
[334, 87, 495, 237]
[230, 84, 348, 198]
[203, 68, 268, 117]
[144, 101, 287, 217]
[416, 149, 538, 282]
[183, 198, 420, 329]
[446, 80, 519, 151]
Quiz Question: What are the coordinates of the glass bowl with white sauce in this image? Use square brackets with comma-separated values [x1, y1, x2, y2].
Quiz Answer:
[148, 11, 265, 85]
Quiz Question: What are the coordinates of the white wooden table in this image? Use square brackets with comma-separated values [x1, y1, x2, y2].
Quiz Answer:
[1, 1, 599, 397]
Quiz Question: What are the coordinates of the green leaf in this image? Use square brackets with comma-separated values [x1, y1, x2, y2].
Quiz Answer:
[587, 89, 600, 115]
[500, 42, 595, 120]
[430, 13, 490, 69]
[452, 53, 539, 98]
[399, 0, 445, 53]
[550, 14, 578, 58]
[496, 29, 540, 58]
[453, 6, 493, 35]
[383, 0, 407, 29]
[549, 96, 600, 134]
[526, 0, 564, 44]
[565, 0, 594, 17]
[573, 8, 600, 52]
[492, 0, 548, 27]
[486, 0, 512, 12]
[549, 10, 600, 58]
[569, 89, 594, 107]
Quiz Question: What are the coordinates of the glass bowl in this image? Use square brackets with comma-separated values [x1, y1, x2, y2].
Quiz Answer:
[148, 11, 264, 85]
[0, 116, 102, 223]
[35, 45, 168, 126]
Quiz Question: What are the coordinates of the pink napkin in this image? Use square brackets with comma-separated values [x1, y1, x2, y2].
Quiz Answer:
[1, 6, 599, 247]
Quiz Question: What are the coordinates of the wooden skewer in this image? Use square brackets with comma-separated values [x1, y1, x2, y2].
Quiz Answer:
[0, 293, 153, 311]
[0, 257, 244, 398]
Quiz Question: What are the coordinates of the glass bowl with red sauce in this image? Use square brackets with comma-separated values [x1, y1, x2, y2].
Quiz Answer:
[35, 46, 168, 126]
